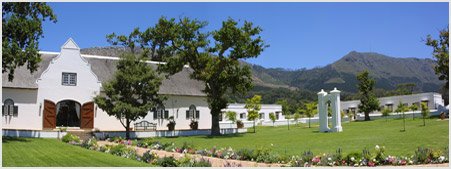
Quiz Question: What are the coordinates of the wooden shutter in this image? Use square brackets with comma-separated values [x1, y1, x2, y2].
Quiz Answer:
[81, 102, 94, 129]
[186, 110, 190, 119]
[13, 106, 18, 117]
[2, 106, 4, 116]
[43, 100, 56, 129]
[196, 110, 200, 119]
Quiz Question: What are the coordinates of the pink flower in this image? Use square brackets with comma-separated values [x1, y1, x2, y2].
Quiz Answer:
[400, 160, 407, 165]
[312, 157, 321, 163]
[368, 161, 375, 167]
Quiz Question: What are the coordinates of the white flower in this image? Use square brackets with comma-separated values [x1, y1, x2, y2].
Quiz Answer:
[327, 157, 332, 161]
[350, 157, 355, 161]
[439, 156, 445, 162]
[375, 145, 380, 150]
[271, 143, 274, 146]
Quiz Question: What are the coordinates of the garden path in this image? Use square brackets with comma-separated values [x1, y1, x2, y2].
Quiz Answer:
[97, 141, 283, 167]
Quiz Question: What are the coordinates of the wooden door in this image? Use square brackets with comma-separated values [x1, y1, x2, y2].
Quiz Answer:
[43, 100, 56, 129]
[81, 102, 94, 129]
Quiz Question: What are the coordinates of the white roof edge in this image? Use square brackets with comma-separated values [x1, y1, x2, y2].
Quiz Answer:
[38, 51, 189, 67]
[342, 92, 442, 103]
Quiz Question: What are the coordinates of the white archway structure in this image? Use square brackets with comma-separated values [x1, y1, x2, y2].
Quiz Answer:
[317, 88, 343, 133]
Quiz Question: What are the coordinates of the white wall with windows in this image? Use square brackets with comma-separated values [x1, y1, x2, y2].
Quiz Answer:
[220, 103, 284, 125]
[2, 88, 40, 130]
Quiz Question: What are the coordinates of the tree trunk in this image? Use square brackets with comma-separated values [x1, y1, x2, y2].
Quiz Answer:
[287, 118, 290, 130]
[308, 117, 311, 128]
[125, 118, 130, 139]
[364, 112, 371, 121]
[253, 120, 256, 133]
[413, 111, 415, 120]
[423, 117, 426, 126]
[403, 113, 406, 131]
[210, 107, 221, 136]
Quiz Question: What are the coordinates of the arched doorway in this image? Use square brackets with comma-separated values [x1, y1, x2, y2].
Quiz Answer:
[56, 100, 81, 127]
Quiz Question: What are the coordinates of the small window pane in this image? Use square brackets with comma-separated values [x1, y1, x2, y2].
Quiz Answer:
[62, 73, 77, 86]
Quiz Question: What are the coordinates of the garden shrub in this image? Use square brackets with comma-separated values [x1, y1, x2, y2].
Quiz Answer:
[413, 147, 432, 164]
[142, 150, 158, 163]
[237, 148, 254, 160]
[81, 137, 98, 150]
[192, 158, 212, 167]
[154, 156, 178, 167]
[61, 133, 80, 143]
[301, 150, 314, 165]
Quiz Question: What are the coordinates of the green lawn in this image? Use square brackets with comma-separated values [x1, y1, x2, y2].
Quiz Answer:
[2, 137, 150, 167]
[153, 118, 449, 157]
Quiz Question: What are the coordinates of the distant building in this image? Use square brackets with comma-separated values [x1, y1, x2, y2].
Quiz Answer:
[220, 103, 283, 124]
[341, 92, 444, 119]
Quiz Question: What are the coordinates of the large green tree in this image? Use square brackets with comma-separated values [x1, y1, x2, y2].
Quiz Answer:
[108, 17, 267, 135]
[357, 70, 380, 121]
[426, 27, 449, 105]
[158, 17, 267, 135]
[245, 95, 262, 133]
[2, 2, 57, 81]
[93, 53, 166, 139]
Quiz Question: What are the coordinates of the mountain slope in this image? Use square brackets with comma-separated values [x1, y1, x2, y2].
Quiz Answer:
[81, 47, 443, 95]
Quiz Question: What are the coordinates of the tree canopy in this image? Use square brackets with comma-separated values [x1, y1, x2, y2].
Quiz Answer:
[357, 70, 380, 121]
[245, 95, 262, 133]
[426, 27, 449, 105]
[93, 53, 166, 139]
[2, 2, 57, 81]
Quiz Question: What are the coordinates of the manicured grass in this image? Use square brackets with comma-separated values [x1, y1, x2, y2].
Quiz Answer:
[2, 137, 150, 167]
[153, 118, 449, 157]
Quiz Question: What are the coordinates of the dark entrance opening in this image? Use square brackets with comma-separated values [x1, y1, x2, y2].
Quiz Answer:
[56, 100, 81, 127]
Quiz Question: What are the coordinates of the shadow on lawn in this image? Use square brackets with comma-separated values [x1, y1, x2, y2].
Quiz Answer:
[201, 133, 245, 139]
[2, 136, 30, 143]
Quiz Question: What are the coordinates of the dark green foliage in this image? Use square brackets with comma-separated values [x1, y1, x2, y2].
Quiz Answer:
[141, 150, 158, 163]
[357, 70, 380, 121]
[302, 150, 314, 164]
[2, 2, 57, 81]
[93, 53, 165, 139]
[237, 148, 254, 160]
[154, 156, 178, 167]
[426, 27, 449, 103]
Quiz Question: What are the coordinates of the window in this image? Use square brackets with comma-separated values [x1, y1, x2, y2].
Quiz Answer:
[153, 105, 168, 119]
[2, 99, 18, 117]
[186, 105, 199, 119]
[240, 113, 246, 119]
[259, 113, 265, 119]
[219, 112, 223, 121]
[62, 72, 77, 86]
[276, 112, 280, 119]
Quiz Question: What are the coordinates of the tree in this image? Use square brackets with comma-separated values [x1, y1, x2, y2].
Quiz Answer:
[357, 70, 380, 121]
[426, 27, 449, 105]
[381, 108, 391, 122]
[269, 112, 276, 127]
[2, 2, 57, 81]
[277, 99, 291, 130]
[395, 102, 409, 132]
[420, 102, 430, 126]
[93, 53, 166, 139]
[155, 17, 268, 136]
[410, 104, 418, 120]
[245, 95, 262, 133]
[225, 111, 237, 128]
[293, 112, 301, 126]
[304, 102, 318, 128]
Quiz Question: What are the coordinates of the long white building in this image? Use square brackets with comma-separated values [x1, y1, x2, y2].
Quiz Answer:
[341, 92, 445, 119]
[1, 39, 275, 135]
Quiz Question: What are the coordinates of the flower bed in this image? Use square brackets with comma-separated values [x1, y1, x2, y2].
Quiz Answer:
[106, 136, 449, 167]
[63, 135, 211, 167]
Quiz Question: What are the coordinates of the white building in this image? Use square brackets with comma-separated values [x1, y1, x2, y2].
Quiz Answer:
[220, 103, 284, 126]
[1, 39, 249, 135]
[341, 92, 445, 119]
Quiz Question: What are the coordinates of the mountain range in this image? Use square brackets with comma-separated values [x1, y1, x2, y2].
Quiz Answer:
[80, 47, 443, 102]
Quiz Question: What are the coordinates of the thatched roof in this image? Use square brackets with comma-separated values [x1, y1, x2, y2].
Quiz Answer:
[2, 52, 206, 96]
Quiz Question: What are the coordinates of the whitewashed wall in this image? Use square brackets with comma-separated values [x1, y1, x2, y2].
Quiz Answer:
[221, 104, 284, 124]
[341, 92, 444, 114]
[2, 88, 41, 130]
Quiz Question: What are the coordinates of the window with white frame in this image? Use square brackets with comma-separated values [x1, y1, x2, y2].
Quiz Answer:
[2, 99, 18, 117]
[259, 113, 265, 119]
[240, 113, 246, 119]
[153, 105, 168, 119]
[62, 72, 77, 86]
[186, 105, 199, 119]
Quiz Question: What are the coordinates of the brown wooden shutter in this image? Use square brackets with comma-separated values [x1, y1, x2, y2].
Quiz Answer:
[43, 100, 56, 129]
[81, 102, 94, 129]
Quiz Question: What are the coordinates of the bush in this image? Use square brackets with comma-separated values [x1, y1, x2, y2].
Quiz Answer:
[192, 158, 212, 167]
[413, 147, 432, 164]
[253, 147, 281, 163]
[142, 150, 158, 163]
[237, 148, 254, 161]
[345, 151, 362, 166]
[177, 155, 211, 167]
[154, 156, 178, 167]
[81, 137, 98, 150]
[61, 133, 80, 144]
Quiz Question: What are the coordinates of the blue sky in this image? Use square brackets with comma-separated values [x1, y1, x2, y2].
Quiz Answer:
[40, 2, 448, 69]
